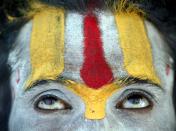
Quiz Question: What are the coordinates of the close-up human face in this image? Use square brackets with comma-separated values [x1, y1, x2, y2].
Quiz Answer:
[7, 5, 175, 131]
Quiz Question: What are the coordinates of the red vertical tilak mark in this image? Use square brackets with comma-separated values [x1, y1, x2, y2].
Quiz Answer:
[80, 13, 114, 89]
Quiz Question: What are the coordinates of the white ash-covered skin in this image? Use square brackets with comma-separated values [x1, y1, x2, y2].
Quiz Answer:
[8, 10, 175, 131]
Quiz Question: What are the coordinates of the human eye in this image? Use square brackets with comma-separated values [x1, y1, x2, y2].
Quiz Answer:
[35, 94, 72, 112]
[116, 90, 153, 110]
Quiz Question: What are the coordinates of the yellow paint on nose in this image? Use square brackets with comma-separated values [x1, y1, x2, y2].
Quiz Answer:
[65, 81, 121, 120]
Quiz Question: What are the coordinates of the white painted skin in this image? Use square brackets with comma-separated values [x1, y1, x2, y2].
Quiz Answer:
[8, 10, 175, 131]
[97, 10, 127, 78]
[61, 12, 84, 82]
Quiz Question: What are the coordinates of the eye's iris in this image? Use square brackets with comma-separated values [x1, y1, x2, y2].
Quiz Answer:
[128, 95, 141, 105]
[41, 97, 57, 105]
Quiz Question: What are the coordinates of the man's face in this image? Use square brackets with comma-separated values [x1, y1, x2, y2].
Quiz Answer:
[8, 8, 175, 131]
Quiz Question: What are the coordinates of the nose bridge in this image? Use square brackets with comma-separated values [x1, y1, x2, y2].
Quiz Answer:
[65, 81, 121, 120]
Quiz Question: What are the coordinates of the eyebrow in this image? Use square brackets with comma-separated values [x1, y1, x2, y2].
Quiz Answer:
[25, 76, 69, 92]
[25, 76, 163, 92]
[116, 76, 163, 91]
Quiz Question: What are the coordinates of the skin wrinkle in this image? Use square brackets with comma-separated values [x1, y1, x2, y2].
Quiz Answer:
[8, 10, 175, 131]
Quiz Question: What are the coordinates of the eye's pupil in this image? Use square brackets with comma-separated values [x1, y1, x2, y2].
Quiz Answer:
[127, 95, 142, 104]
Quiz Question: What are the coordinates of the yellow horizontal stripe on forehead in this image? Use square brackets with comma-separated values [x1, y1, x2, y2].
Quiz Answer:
[115, 13, 160, 85]
[26, 8, 65, 89]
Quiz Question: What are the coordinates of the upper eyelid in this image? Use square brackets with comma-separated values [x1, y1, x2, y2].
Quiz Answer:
[30, 89, 69, 105]
[117, 88, 156, 104]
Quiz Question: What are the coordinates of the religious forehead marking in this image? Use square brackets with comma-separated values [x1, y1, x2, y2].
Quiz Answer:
[80, 12, 114, 89]
[26, 7, 65, 89]
[115, 13, 161, 85]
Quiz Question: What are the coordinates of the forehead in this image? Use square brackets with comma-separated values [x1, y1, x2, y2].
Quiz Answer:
[8, 10, 173, 90]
